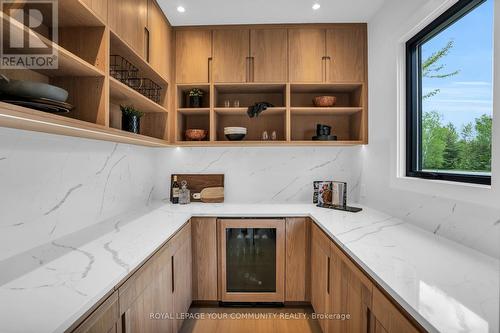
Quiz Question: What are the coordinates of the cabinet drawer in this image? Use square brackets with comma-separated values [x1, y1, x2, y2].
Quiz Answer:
[72, 292, 119, 333]
[372, 288, 420, 333]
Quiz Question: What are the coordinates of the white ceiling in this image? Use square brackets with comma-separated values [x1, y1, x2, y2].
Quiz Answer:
[158, 0, 387, 26]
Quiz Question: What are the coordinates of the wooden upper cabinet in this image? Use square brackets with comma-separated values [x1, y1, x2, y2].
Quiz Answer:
[326, 24, 367, 82]
[212, 29, 250, 83]
[250, 28, 288, 82]
[288, 28, 325, 82]
[175, 29, 212, 84]
[147, 0, 171, 80]
[108, 0, 148, 57]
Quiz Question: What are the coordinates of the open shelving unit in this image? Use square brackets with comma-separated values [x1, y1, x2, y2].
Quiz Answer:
[0, 1, 170, 147]
[175, 82, 367, 146]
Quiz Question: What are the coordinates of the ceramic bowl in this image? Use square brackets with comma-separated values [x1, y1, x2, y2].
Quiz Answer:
[313, 96, 337, 107]
[225, 133, 246, 141]
[185, 129, 207, 141]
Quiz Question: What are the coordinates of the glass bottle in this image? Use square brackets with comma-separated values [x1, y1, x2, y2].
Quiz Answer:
[171, 175, 180, 204]
[179, 180, 190, 205]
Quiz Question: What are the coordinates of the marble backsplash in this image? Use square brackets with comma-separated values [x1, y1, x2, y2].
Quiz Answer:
[0, 128, 158, 260]
[154, 146, 363, 204]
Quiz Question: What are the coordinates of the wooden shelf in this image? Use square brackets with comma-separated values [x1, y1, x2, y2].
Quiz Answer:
[178, 108, 210, 115]
[110, 30, 169, 87]
[214, 83, 286, 93]
[0, 12, 105, 78]
[175, 140, 363, 147]
[59, 0, 106, 27]
[291, 107, 363, 115]
[0, 102, 170, 147]
[214, 107, 286, 115]
[109, 77, 168, 113]
[290, 82, 364, 93]
[290, 140, 365, 146]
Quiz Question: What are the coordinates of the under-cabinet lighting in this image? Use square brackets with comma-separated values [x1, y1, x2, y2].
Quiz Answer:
[177, 6, 185, 13]
[312, 3, 321, 10]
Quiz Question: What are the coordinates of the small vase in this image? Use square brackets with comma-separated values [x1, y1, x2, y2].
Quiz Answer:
[189, 96, 202, 108]
[122, 114, 141, 134]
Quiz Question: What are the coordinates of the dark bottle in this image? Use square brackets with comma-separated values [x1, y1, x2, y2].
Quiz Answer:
[171, 175, 180, 204]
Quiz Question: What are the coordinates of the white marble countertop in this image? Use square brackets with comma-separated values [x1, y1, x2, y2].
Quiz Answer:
[0, 203, 498, 333]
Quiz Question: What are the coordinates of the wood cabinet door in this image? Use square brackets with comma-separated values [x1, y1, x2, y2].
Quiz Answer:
[175, 30, 212, 83]
[108, 0, 148, 57]
[326, 25, 367, 82]
[191, 217, 218, 301]
[288, 28, 325, 82]
[212, 29, 250, 82]
[285, 217, 309, 302]
[250, 28, 288, 82]
[118, 236, 174, 333]
[172, 224, 192, 333]
[72, 292, 120, 333]
[148, 0, 171, 79]
[331, 244, 373, 333]
[372, 288, 420, 333]
[311, 224, 331, 333]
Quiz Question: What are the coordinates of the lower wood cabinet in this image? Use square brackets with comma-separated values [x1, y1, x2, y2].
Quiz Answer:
[191, 217, 218, 301]
[331, 243, 373, 333]
[71, 218, 422, 333]
[72, 291, 120, 333]
[311, 223, 332, 333]
[116, 223, 191, 333]
[311, 223, 422, 333]
[372, 288, 420, 333]
[285, 217, 310, 302]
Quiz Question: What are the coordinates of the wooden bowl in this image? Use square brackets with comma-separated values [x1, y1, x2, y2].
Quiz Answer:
[185, 129, 207, 141]
[313, 96, 337, 107]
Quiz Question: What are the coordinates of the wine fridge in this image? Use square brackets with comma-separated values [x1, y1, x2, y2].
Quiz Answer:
[218, 218, 285, 303]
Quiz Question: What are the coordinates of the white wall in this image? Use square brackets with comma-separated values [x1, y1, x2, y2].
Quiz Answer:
[362, 0, 500, 258]
[154, 146, 362, 204]
[0, 128, 158, 260]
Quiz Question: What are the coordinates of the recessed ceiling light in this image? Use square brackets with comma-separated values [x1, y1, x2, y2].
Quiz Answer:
[177, 6, 185, 13]
[312, 3, 320, 10]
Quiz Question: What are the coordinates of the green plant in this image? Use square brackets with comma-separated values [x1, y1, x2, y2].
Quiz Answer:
[188, 88, 204, 97]
[120, 105, 144, 118]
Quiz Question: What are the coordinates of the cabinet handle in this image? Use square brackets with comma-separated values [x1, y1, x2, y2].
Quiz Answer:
[121, 311, 129, 333]
[171, 255, 175, 293]
[327, 256, 331, 294]
[208, 57, 212, 82]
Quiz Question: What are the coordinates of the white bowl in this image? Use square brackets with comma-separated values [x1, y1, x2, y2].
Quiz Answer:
[224, 127, 247, 134]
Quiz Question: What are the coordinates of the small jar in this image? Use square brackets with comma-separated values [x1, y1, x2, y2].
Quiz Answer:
[179, 180, 190, 205]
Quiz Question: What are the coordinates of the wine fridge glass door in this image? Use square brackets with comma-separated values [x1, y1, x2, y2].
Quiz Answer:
[225, 228, 277, 293]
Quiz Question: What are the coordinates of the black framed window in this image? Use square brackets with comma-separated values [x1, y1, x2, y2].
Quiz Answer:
[406, 0, 493, 185]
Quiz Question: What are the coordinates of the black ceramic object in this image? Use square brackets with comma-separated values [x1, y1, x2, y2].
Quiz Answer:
[316, 124, 332, 136]
[189, 95, 202, 108]
[122, 115, 141, 134]
[247, 102, 274, 118]
[312, 135, 338, 141]
[225, 133, 246, 141]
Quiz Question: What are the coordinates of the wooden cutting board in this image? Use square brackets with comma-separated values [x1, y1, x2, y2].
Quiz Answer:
[171, 174, 224, 203]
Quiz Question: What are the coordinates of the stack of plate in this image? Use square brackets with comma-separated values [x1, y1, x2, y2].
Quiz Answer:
[224, 127, 247, 141]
